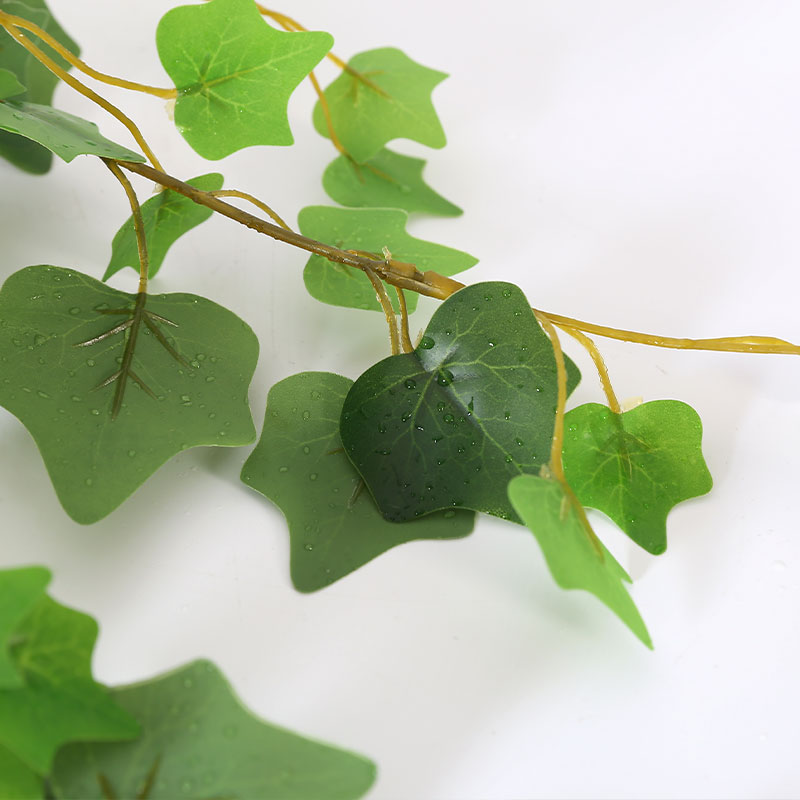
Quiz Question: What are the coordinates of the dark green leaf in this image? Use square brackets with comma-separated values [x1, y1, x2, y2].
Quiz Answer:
[507, 474, 652, 647]
[298, 206, 477, 313]
[0, 566, 50, 689]
[322, 147, 462, 216]
[156, 0, 333, 159]
[103, 172, 224, 281]
[0, 266, 258, 523]
[0, 0, 80, 173]
[313, 48, 447, 164]
[51, 660, 377, 800]
[0, 100, 144, 162]
[241, 372, 474, 591]
[0, 67, 25, 100]
[340, 282, 580, 522]
[0, 745, 41, 800]
[562, 401, 713, 555]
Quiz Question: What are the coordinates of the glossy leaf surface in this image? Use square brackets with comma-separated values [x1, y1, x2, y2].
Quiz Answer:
[0, 266, 258, 523]
[242, 372, 474, 591]
[156, 0, 332, 159]
[299, 206, 477, 313]
[507, 474, 652, 647]
[51, 660, 377, 800]
[340, 282, 579, 521]
[313, 47, 447, 164]
[322, 147, 462, 216]
[562, 401, 713, 554]
[104, 172, 224, 281]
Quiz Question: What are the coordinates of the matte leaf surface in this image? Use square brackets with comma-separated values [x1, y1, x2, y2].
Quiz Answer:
[507, 474, 652, 647]
[562, 401, 713, 554]
[242, 372, 474, 591]
[0, 266, 258, 523]
[0, 100, 144, 162]
[0, 566, 50, 688]
[103, 172, 224, 281]
[51, 660, 377, 800]
[323, 147, 462, 216]
[0, 67, 25, 99]
[156, 0, 332, 159]
[313, 47, 447, 164]
[299, 206, 477, 313]
[340, 282, 579, 521]
[0, 0, 79, 173]
[0, 745, 41, 800]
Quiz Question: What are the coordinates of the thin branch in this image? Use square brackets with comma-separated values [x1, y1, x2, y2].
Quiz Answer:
[210, 189, 292, 231]
[364, 265, 400, 355]
[395, 286, 414, 353]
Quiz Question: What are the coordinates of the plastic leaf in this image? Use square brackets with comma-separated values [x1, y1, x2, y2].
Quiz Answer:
[507, 474, 652, 647]
[50, 660, 377, 800]
[0, 266, 258, 523]
[0, 67, 25, 100]
[0, 0, 79, 173]
[340, 282, 580, 522]
[0, 100, 145, 162]
[103, 172, 224, 281]
[241, 372, 474, 591]
[322, 147, 462, 216]
[298, 206, 477, 313]
[313, 47, 447, 164]
[156, 0, 333, 159]
[0, 745, 41, 800]
[562, 401, 713, 554]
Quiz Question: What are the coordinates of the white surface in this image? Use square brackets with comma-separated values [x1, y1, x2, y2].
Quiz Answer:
[1, 1, 799, 798]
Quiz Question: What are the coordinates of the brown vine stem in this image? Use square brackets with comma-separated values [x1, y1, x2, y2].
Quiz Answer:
[395, 287, 415, 354]
[0, 10, 176, 99]
[364, 265, 400, 355]
[210, 189, 292, 231]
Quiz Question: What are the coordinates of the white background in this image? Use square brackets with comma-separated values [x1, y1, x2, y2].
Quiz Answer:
[2, 1, 800, 798]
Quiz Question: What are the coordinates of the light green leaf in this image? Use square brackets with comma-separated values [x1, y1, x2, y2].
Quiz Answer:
[322, 147, 462, 216]
[0, 266, 258, 523]
[340, 282, 580, 522]
[0, 68, 25, 100]
[156, 0, 333, 159]
[0, 566, 50, 689]
[0, 592, 140, 774]
[562, 401, 713, 555]
[298, 206, 477, 313]
[103, 172, 224, 281]
[241, 372, 474, 591]
[0, 745, 41, 800]
[507, 474, 652, 647]
[51, 660, 377, 800]
[0, 0, 80, 173]
[313, 47, 447, 164]
[0, 100, 144, 162]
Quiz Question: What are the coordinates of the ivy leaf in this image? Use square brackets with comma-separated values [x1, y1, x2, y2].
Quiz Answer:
[0, 67, 25, 100]
[0, 100, 145, 162]
[0, 266, 258, 523]
[562, 401, 713, 555]
[156, 0, 333, 160]
[241, 372, 474, 591]
[0, 588, 140, 775]
[103, 173, 224, 282]
[0, 745, 41, 800]
[0, 566, 50, 689]
[298, 206, 477, 313]
[340, 282, 580, 522]
[313, 48, 447, 164]
[507, 474, 652, 647]
[50, 660, 377, 800]
[322, 147, 462, 217]
[0, 0, 80, 173]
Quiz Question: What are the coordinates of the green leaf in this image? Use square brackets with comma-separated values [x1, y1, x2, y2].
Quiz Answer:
[313, 48, 447, 164]
[0, 566, 50, 689]
[340, 282, 580, 522]
[507, 474, 652, 647]
[0, 100, 145, 162]
[103, 173, 224, 282]
[0, 0, 80, 173]
[241, 371, 474, 591]
[322, 147, 462, 217]
[562, 401, 713, 555]
[0, 67, 25, 100]
[0, 266, 258, 523]
[0, 593, 140, 774]
[0, 745, 41, 800]
[50, 660, 377, 800]
[156, 0, 333, 160]
[298, 206, 477, 313]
